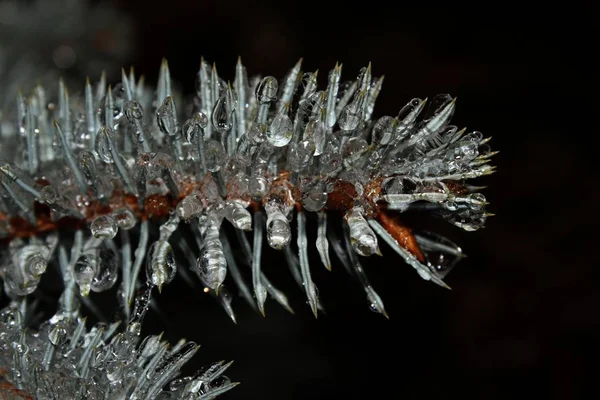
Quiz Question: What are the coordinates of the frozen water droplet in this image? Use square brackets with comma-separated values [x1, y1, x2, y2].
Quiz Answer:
[90, 247, 118, 292]
[249, 176, 269, 200]
[320, 150, 343, 175]
[40, 184, 59, 204]
[224, 200, 252, 230]
[157, 96, 179, 136]
[205, 139, 226, 172]
[304, 118, 327, 156]
[211, 95, 232, 133]
[197, 226, 227, 291]
[415, 230, 464, 279]
[338, 91, 364, 131]
[268, 106, 293, 147]
[110, 84, 126, 125]
[256, 76, 278, 104]
[252, 142, 273, 170]
[0, 308, 21, 326]
[74, 253, 97, 296]
[194, 111, 209, 129]
[78, 150, 97, 184]
[445, 201, 458, 211]
[382, 176, 405, 194]
[371, 116, 396, 146]
[176, 194, 204, 221]
[398, 98, 424, 121]
[49, 322, 68, 346]
[422, 94, 453, 120]
[182, 118, 197, 143]
[125, 100, 144, 121]
[288, 141, 314, 171]
[265, 204, 291, 250]
[6, 244, 49, 296]
[111, 208, 136, 230]
[169, 376, 193, 391]
[343, 137, 368, 168]
[247, 122, 268, 144]
[15, 244, 50, 278]
[95, 126, 114, 163]
[354, 182, 364, 196]
[210, 375, 232, 390]
[346, 207, 379, 256]
[302, 185, 328, 212]
[368, 301, 379, 312]
[91, 214, 118, 239]
[146, 240, 177, 290]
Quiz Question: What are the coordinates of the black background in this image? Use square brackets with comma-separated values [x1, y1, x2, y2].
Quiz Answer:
[5, 1, 599, 399]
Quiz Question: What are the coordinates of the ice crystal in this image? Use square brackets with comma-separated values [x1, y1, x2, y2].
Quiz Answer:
[0, 57, 495, 396]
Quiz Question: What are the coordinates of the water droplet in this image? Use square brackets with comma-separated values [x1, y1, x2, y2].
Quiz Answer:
[255, 76, 278, 104]
[146, 241, 177, 290]
[302, 185, 328, 212]
[343, 137, 368, 168]
[0, 308, 22, 326]
[354, 182, 364, 196]
[194, 111, 209, 129]
[371, 116, 396, 146]
[90, 214, 118, 239]
[266, 210, 291, 250]
[176, 194, 204, 221]
[268, 107, 293, 147]
[49, 322, 68, 346]
[24, 253, 47, 278]
[382, 176, 405, 194]
[252, 142, 273, 169]
[304, 118, 326, 156]
[210, 375, 232, 390]
[247, 122, 268, 144]
[40, 184, 59, 204]
[396, 97, 425, 138]
[368, 301, 379, 313]
[182, 118, 198, 143]
[287, 140, 314, 171]
[111, 208, 137, 230]
[211, 95, 232, 133]
[224, 200, 252, 230]
[91, 247, 119, 292]
[169, 376, 193, 392]
[77, 150, 97, 184]
[249, 176, 269, 200]
[157, 96, 179, 137]
[346, 207, 379, 256]
[106, 364, 124, 383]
[197, 238, 227, 291]
[422, 94, 453, 121]
[319, 151, 342, 175]
[74, 253, 97, 296]
[7, 244, 49, 296]
[415, 230, 464, 278]
[95, 126, 114, 163]
[338, 92, 364, 131]
[444, 200, 458, 212]
[110, 84, 126, 126]
[205, 139, 226, 172]
[125, 100, 144, 121]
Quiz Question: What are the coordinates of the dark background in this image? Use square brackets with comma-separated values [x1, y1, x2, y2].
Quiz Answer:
[112, 2, 594, 399]
[4, 1, 598, 399]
